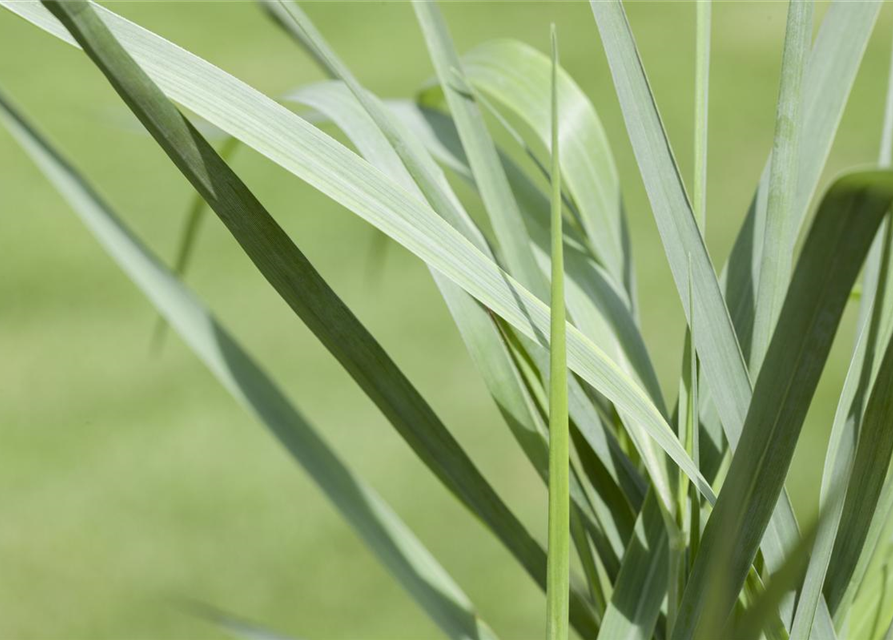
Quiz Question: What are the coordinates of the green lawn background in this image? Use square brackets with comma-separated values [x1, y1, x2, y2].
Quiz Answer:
[1, 2, 892, 638]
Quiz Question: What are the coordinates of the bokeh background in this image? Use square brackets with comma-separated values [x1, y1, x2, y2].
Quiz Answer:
[2, 2, 893, 638]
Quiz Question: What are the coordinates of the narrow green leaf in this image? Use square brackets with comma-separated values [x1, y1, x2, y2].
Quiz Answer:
[152, 135, 240, 349]
[825, 294, 893, 620]
[733, 514, 823, 640]
[791, 29, 893, 636]
[0, 84, 495, 640]
[381, 99, 654, 507]
[596, 493, 667, 640]
[673, 172, 893, 640]
[3, 1, 713, 510]
[411, 1, 678, 516]
[587, 2, 836, 634]
[454, 38, 631, 298]
[266, 2, 645, 569]
[693, 0, 710, 231]
[722, 0, 881, 362]
[269, 0, 623, 607]
[30, 5, 575, 637]
[750, 0, 813, 376]
[546, 26, 569, 640]
[289, 79, 617, 610]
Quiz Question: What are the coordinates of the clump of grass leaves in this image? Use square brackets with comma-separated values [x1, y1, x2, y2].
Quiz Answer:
[4, 1, 893, 638]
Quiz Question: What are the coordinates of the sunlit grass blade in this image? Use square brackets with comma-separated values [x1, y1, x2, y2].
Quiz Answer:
[267, 0, 618, 612]
[152, 135, 240, 350]
[3, 0, 713, 509]
[379, 98, 650, 507]
[412, 0, 544, 295]
[290, 78, 619, 605]
[722, 0, 881, 361]
[669, 260, 698, 636]
[693, 0, 709, 231]
[453, 38, 631, 298]
[31, 4, 571, 636]
[404, 76, 661, 411]
[750, 0, 813, 376]
[848, 517, 893, 640]
[587, 3, 835, 633]
[596, 492, 667, 640]
[545, 26, 569, 640]
[0, 83, 496, 640]
[791, 30, 893, 636]
[413, 0, 677, 514]
[673, 172, 893, 640]
[262, 0, 645, 547]
[732, 514, 823, 640]
[824, 291, 893, 621]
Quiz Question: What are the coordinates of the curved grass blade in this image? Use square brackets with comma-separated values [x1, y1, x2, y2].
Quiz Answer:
[0, 85, 496, 640]
[672, 172, 893, 640]
[750, 0, 813, 377]
[825, 296, 893, 620]
[791, 29, 893, 635]
[732, 513, 823, 640]
[413, 0, 676, 514]
[2, 0, 713, 509]
[258, 1, 647, 549]
[455, 38, 630, 298]
[269, 0, 627, 600]
[378, 98, 652, 511]
[290, 79, 620, 602]
[30, 5, 585, 636]
[587, 2, 837, 634]
[409, 1, 668, 504]
[545, 26, 569, 640]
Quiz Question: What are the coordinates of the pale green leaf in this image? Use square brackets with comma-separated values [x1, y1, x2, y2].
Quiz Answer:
[3, 0, 713, 510]
[673, 172, 893, 640]
[546, 26, 570, 640]
[0, 82, 495, 640]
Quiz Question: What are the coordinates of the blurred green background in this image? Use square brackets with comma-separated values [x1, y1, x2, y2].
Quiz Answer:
[2, 2, 892, 638]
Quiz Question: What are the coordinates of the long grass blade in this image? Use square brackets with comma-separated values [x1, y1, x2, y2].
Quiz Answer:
[732, 514, 823, 640]
[693, 0, 709, 231]
[269, 0, 624, 606]
[791, 28, 893, 636]
[0, 84, 496, 640]
[290, 79, 618, 609]
[587, 2, 837, 634]
[264, 2, 647, 558]
[413, 0, 678, 514]
[672, 171, 893, 640]
[380, 98, 649, 509]
[2, 0, 713, 508]
[546, 26, 569, 640]
[722, 0, 881, 361]
[30, 5, 580, 636]
[596, 492, 667, 640]
[750, 0, 813, 377]
[454, 38, 631, 298]
[152, 135, 240, 350]
[825, 290, 893, 620]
